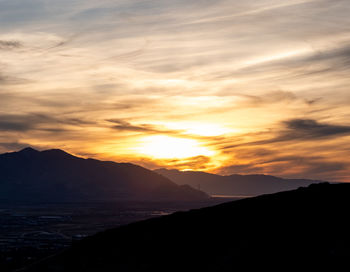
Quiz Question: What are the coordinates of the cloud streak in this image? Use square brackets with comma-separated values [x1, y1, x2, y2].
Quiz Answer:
[283, 119, 350, 139]
[0, 113, 93, 132]
[0, 0, 350, 181]
[107, 119, 177, 134]
[0, 40, 21, 50]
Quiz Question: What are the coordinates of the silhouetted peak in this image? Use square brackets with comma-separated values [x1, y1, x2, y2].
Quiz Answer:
[0, 147, 208, 202]
[18, 147, 75, 158]
[18, 147, 40, 154]
[41, 149, 76, 159]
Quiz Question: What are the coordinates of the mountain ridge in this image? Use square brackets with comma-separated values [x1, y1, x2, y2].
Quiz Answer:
[155, 168, 328, 196]
[0, 148, 208, 202]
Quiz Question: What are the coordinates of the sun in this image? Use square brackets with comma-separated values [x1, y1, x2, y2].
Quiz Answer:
[135, 135, 215, 159]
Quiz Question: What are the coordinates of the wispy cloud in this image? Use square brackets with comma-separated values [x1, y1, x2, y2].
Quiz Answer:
[107, 119, 177, 134]
[0, 113, 92, 132]
[0, 0, 350, 180]
[0, 40, 22, 50]
[283, 119, 350, 139]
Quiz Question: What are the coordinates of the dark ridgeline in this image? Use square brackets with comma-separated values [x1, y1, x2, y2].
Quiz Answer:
[156, 168, 325, 196]
[19, 183, 350, 271]
[0, 148, 208, 202]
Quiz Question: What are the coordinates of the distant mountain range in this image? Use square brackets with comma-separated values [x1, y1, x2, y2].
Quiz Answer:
[0, 148, 208, 202]
[20, 183, 350, 271]
[156, 168, 326, 196]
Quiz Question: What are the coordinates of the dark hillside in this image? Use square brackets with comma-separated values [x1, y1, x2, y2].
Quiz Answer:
[20, 183, 350, 271]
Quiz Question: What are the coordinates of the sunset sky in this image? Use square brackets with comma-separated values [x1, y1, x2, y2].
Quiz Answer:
[1, 0, 350, 181]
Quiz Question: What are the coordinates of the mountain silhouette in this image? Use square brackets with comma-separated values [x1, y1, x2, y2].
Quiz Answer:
[19, 183, 350, 271]
[156, 168, 325, 196]
[0, 148, 208, 202]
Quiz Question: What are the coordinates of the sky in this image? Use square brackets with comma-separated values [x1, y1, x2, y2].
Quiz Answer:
[0, 0, 350, 181]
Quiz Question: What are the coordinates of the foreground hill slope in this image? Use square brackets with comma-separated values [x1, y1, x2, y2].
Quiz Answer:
[156, 168, 325, 196]
[0, 148, 208, 202]
[21, 183, 350, 271]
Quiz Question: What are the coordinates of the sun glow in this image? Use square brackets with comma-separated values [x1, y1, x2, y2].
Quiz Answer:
[166, 122, 234, 137]
[135, 135, 215, 159]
